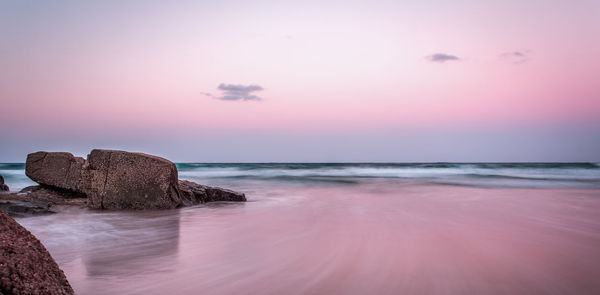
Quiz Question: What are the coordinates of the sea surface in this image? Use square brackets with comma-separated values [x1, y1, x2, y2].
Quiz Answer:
[2, 163, 600, 294]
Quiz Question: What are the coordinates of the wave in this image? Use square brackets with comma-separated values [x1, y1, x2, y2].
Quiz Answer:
[176, 163, 600, 177]
[0, 163, 26, 170]
[2, 162, 599, 190]
[174, 163, 600, 189]
[176, 162, 599, 170]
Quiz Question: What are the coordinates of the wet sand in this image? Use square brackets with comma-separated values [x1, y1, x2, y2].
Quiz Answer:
[17, 181, 600, 294]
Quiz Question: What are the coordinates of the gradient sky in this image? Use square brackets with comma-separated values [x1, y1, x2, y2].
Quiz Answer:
[1, 0, 599, 162]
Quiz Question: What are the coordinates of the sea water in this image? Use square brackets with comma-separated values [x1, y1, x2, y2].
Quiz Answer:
[2, 163, 600, 294]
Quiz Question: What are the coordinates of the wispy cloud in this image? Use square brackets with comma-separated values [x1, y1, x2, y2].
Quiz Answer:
[499, 50, 533, 64]
[204, 83, 264, 101]
[426, 53, 460, 63]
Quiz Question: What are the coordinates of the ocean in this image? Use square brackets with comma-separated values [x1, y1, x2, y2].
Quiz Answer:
[2, 163, 600, 294]
[4, 162, 600, 191]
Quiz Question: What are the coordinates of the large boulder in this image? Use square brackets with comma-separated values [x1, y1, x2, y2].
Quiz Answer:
[0, 174, 8, 192]
[179, 180, 246, 206]
[0, 210, 75, 294]
[25, 152, 86, 193]
[21, 149, 246, 210]
[84, 149, 181, 210]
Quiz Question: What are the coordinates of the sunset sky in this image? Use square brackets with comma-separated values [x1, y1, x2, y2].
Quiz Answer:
[1, 0, 599, 162]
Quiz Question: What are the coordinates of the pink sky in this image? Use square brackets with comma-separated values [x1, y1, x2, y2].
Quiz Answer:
[1, 0, 599, 161]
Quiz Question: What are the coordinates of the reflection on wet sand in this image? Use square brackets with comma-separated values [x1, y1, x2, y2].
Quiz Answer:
[18, 208, 181, 293]
[82, 210, 180, 277]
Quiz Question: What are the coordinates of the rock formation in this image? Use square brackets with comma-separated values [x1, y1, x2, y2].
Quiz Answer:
[84, 149, 181, 210]
[10, 149, 246, 211]
[25, 152, 86, 193]
[0, 174, 8, 192]
[179, 180, 246, 206]
[0, 210, 75, 294]
[0, 186, 87, 217]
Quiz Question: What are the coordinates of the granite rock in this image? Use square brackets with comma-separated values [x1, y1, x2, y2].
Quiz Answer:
[0, 186, 86, 217]
[25, 152, 86, 193]
[179, 180, 246, 205]
[0, 210, 75, 294]
[84, 149, 181, 210]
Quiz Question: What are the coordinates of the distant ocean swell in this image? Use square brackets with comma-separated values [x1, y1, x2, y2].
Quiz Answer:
[175, 163, 600, 188]
[1, 163, 600, 190]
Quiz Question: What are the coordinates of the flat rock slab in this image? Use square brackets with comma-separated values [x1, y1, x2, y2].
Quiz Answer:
[0, 186, 86, 217]
[179, 180, 246, 206]
[0, 200, 52, 218]
[84, 149, 181, 210]
[0, 210, 75, 294]
[204, 186, 247, 202]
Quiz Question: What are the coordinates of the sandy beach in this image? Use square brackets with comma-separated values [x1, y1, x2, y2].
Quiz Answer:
[5, 163, 600, 294]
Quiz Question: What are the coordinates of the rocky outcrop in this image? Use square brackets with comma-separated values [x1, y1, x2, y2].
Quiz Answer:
[0, 186, 87, 217]
[179, 180, 246, 206]
[20, 149, 245, 210]
[178, 180, 205, 206]
[0, 174, 8, 192]
[0, 199, 52, 217]
[0, 210, 75, 294]
[204, 186, 247, 203]
[25, 152, 86, 193]
[84, 149, 181, 210]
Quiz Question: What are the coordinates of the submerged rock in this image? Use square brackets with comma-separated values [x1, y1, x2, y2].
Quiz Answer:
[84, 149, 181, 210]
[25, 152, 86, 193]
[0, 199, 52, 218]
[178, 180, 206, 206]
[0, 210, 75, 294]
[179, 180, 246, 205]
[0, 174, 8, 192]
[0, 186, 86, 217]
[18, 185, 87, 204]
[204, 186, 246, 202]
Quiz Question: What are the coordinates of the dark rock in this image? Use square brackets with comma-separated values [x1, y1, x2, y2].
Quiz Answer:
[178, 180, 207, 206]
[204, 186, 247, 202]
[0, 200, 52, 218]
[0, 174, 8, 192]
[25, 152, 86, 193]
[84, 149, 181, 210]
[18, 186, 87, 205]
[0, 210, 75, 294]
[179, 180, 246, 205]
[0, 186, 86, 217]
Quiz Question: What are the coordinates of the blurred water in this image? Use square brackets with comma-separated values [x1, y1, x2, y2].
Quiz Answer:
[3, 162, 600, 191]
[0, 163, 36, 190]
[5, 163, 600, 294]
[176, 162, 600, 189]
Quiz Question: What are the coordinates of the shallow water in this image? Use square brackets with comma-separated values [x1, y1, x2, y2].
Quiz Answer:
[5, 164, 600, 294]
